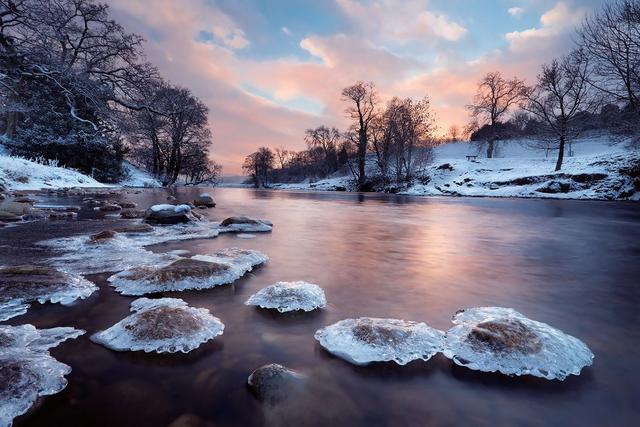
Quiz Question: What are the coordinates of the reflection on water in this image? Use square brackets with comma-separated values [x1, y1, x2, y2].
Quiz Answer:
[2, 188, 640, 426]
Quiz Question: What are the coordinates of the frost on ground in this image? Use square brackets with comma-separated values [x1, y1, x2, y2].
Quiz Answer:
[119, 161, 161, 188]
[108, 248, 267, 295]
[0, 265, 98, 321]
[245, 281, 326, 313]
[314, 318, 444, 366]
[217, 217, 273, 232]
[38, 223, 219, 274]
[192, 247, 268, 272]
[0, 325, 84, 427]
[90, 298, 224, 353]
[0, 152, 107, 191]
[442, 307, 594, 380]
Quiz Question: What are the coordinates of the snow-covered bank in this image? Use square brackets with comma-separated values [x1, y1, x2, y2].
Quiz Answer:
[0, 151, 160, 191]
[270, 137, 640, 201]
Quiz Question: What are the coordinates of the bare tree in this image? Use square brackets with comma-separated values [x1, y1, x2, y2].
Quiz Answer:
[523, 50, 597, 171]
[341, 81, 376, 189]
[243, 146, 274, 187]
[467, 71, 527, 158]
[448, 124, 460, 142]
[304, 125, 340, 174]
[274, 146, 290, 169]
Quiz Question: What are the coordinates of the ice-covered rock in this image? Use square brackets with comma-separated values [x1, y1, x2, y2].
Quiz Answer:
[247, 364, 305, 404]
[38, 223, 219, 275]
[442, 307, 594, 380]
[245, 281, 326, 313]
[193, 193, 216, 207]
[192, 247, 268, 272]
[0, 265, 98, 321]
[145, 204, 196, 224]
[91, 298, 224, 353]
[314, 318, 444, 366]
[217, 216, 272, 233]
[107, 255, 255, 296]
[0, 325, 84, 427]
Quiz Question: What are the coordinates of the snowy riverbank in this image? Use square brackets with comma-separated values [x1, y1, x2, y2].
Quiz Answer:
[270, 137, 640, 201]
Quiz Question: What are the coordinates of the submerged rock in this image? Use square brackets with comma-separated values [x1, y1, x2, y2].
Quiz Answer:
[120, 209, 145, 219]
[247, 364, 304, 404]
[314, 318, 444, 366]
[218, 216, 272, 232]
[99, 203, 122, 212]
[0, 265, 98, 321]
[90, 230, 117, 242]
[145, 204, 196, 224]
[91, 298, 224, 353]
[442, 307, 594, 380]
[193, 193, 216, 208]
[0, 325, 84, 427]
[107, 253, 258, 295]
[114, 223, 154, 234]
[245, 281, 326, 313]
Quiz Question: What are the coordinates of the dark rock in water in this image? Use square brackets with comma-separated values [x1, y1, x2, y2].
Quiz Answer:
[221, 216, 260, 226]
[65, 206, 81, 212]
[467, 318, 542, 355]
[90, 230, 117, 242]
[0, 211, 22, 222]
[116, 201, 137, 209]
[193, 193, 216, 207]
[247, 364, 303, 404]
[120, 209, 145, 219]
[144, 204, 194, 224]
[114, 223, 154, 233]
[166, 195, 177, 202]
[14, 197, 35, 204]
[99, 203, 122, 212]
[21, 210, 46, 221]
[47, 211, 77, 220]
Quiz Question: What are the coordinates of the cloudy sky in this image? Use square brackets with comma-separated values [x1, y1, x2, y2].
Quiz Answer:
[107, 0, 606, 174]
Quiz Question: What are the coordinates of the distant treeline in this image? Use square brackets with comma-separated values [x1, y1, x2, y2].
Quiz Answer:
[0, 0, 220, 185]
[244, 0, 640, 188]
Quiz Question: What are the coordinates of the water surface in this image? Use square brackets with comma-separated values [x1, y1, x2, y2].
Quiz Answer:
[3, 188, 639, 426]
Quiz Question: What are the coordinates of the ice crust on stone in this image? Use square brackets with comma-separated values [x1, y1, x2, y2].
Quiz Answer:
[0, 265, 98, 321]
[149, 204, 190, 213]
[442, 307, 594, 380]
[0, 325, 84, 427]
[38, 222, 219, 274]
[217, 217, 273, 233]
[245, 281, 326, 313]
[314, 318, 444, 366]
[192, 247, 269, 271]
[90, 298, 224, 354]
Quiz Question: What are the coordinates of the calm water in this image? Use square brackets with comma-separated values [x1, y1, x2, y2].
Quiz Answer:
[3, 188, 640, 427]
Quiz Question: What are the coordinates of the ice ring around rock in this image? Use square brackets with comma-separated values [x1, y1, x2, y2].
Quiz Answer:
[0, 265, 98, 321]
[217, 217, 273, 233]
[191, 247, 269, 272]
[442, 307, 594, 380]
[245, 281, 326, 313]
[90, 298, 224, 354]
[314, 317, 444, 366]
[1, 325, 84, 427]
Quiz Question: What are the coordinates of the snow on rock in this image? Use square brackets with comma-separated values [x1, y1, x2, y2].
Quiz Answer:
[245, 281, 326, 313]
[0, 325, 84, 427]
[38, 223, 219, 275]
[314, 317, 444, 366]
[193, 193, 216, 207]
[192, 247, 268, 272]
[145, 204, 196, 224]
[0, 265, 98, 321]
[217, 217, 273, 233]
[107, 254, 255, 296]
[0, 153, 107, 191]
[442, 307, 594, 380]
[90, 298, 224, 353]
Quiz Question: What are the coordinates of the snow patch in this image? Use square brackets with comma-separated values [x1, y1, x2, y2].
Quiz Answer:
[119, 161, 161, 188]
[90, 298, 224, 353]
[314, 317, 444, 366]
[245, 281, 326, 312]
[442, 307, 594, 380]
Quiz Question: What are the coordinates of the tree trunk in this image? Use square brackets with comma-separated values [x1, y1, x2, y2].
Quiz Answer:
[486, 139, 495, 158]
[358, 130, 366, 189]
[555, 135, 565, 171]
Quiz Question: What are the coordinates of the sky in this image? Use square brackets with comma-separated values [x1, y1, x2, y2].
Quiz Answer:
[106, 0, 608, 175]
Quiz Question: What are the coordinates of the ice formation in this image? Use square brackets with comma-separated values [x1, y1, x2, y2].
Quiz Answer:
[91, 298, 224, 353]
[314, 318, 444, 366]
[0, 265, 98, 321]
[442, 307, 594, 380]
[192, 247, 268, 271]
[217, 217, 273, 233]
[0, 325, 84, 427]
[245, 281, 326, 313]
[38, 222, 219, 274]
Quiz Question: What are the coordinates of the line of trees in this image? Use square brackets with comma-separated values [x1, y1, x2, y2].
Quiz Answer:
[243, 82, 437, 190]
[467, 0, 639, 171]
[0, 0, 220, 185]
